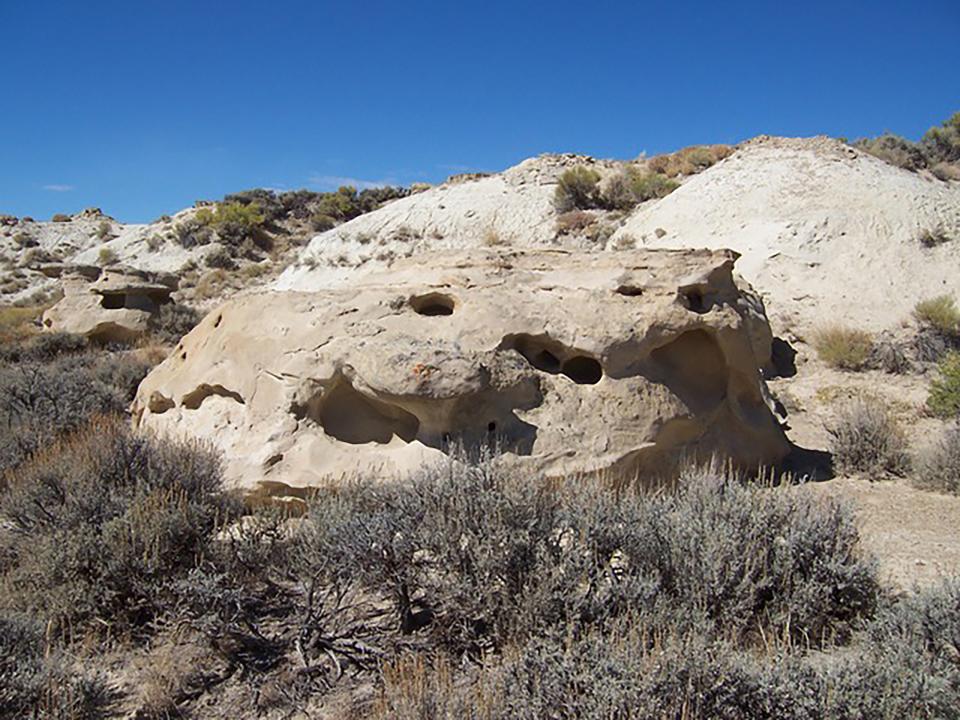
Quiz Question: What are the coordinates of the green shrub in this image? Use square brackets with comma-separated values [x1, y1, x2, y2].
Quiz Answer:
[853, 133, 927, 170]
[921, 111, 960, 164]
[928, 351, 960, 418]
[196, 201, 267, 251]
[147, 303, 201, 345]
[602, 167, 679, 210]
[826, 396, 909, 475]
[51, 213, 71, 223]
[915, 423, 960, 494]
[96, 220, 112, 240]
[914, 295, 960, 335]
[628, 169, 679, 202]
[203, 245, 236, 270]
[813, 325, 873, 370]
[315, 186, 362, 221]
[310, 212, 337, 232]
[0, 417, 238, 637]
[0, 332, 87, 363]
[554, 167, 601, 212]
[296, 460, 877, 657]
[0, 349, 149, 472]
[373, 582, 960, 720]
[173, 218, 213, 248]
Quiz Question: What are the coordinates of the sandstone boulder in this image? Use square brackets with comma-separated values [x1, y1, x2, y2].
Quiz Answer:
[42, 266, 177, 342]
[133, 248, 790, 495]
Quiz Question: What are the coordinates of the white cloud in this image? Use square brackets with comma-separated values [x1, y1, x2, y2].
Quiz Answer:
[43, 183, 75, 192]
[306, 174, 394, 191]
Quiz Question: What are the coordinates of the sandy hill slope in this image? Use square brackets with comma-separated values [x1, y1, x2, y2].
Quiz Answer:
[612, 136, 960, 331]
[274, 154, 620, 290]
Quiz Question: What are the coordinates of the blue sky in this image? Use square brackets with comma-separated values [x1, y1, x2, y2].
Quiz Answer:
[1, 0, 958, 222]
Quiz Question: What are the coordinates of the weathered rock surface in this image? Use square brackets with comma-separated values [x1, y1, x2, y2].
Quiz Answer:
[134, 248, 790, 495]
[42, 266, 177, 341]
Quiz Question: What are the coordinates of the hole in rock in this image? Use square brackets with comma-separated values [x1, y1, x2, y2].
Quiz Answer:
[649, 329, 728, 412]
[502, 334, 603, 384]
[315, 380, 419, 445]
[770, 337, 798, 378]
[409, 292, 455, 316]
[487, 421, 497, 433]
[100, 294, 125, 309]
[616, 285, 644, 297]
[214, 314, 223, 328]
[181, 384, 245, 410]
[677, 286, 708, 313]
[562, 356, 603, 384]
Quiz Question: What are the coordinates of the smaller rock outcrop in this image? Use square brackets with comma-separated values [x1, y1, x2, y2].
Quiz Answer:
[42, 266, 178, 342]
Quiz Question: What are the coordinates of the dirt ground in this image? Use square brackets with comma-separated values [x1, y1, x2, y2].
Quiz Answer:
[771, 340, 960, 591]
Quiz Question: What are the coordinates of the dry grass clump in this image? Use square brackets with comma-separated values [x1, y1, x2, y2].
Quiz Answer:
[914, 295, 960, 335]
[914, 424, 960, 494]
[812, 325, 873, 370]
[826, 396, 909, 476]
[0, 303, 46, 343]
[931, 162, 960, 181]
[97, 246, 118, 265]
[645, 144, 734, 177]
[555, 210, 596, 235]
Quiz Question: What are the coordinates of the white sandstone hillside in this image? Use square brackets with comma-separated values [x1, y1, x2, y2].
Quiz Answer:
[611, 136, 960, 331]
[0, 207, 223, 303]
[277, 136, 960, 334]
[274, 154, 621, 290]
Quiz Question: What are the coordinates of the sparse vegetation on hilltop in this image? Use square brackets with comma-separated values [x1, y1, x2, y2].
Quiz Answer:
[853, 110, 960, 176]
[645, 144, 734, 177]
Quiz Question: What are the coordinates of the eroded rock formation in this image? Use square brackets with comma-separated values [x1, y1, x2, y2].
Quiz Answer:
[133, 248, 790, 495]
[42, 265, 177, 342]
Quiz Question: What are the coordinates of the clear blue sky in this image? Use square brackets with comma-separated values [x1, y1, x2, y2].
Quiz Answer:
[1, 0, 958, 222]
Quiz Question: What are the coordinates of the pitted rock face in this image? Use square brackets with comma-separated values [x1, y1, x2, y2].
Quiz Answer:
[133, 248, 789, 495]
